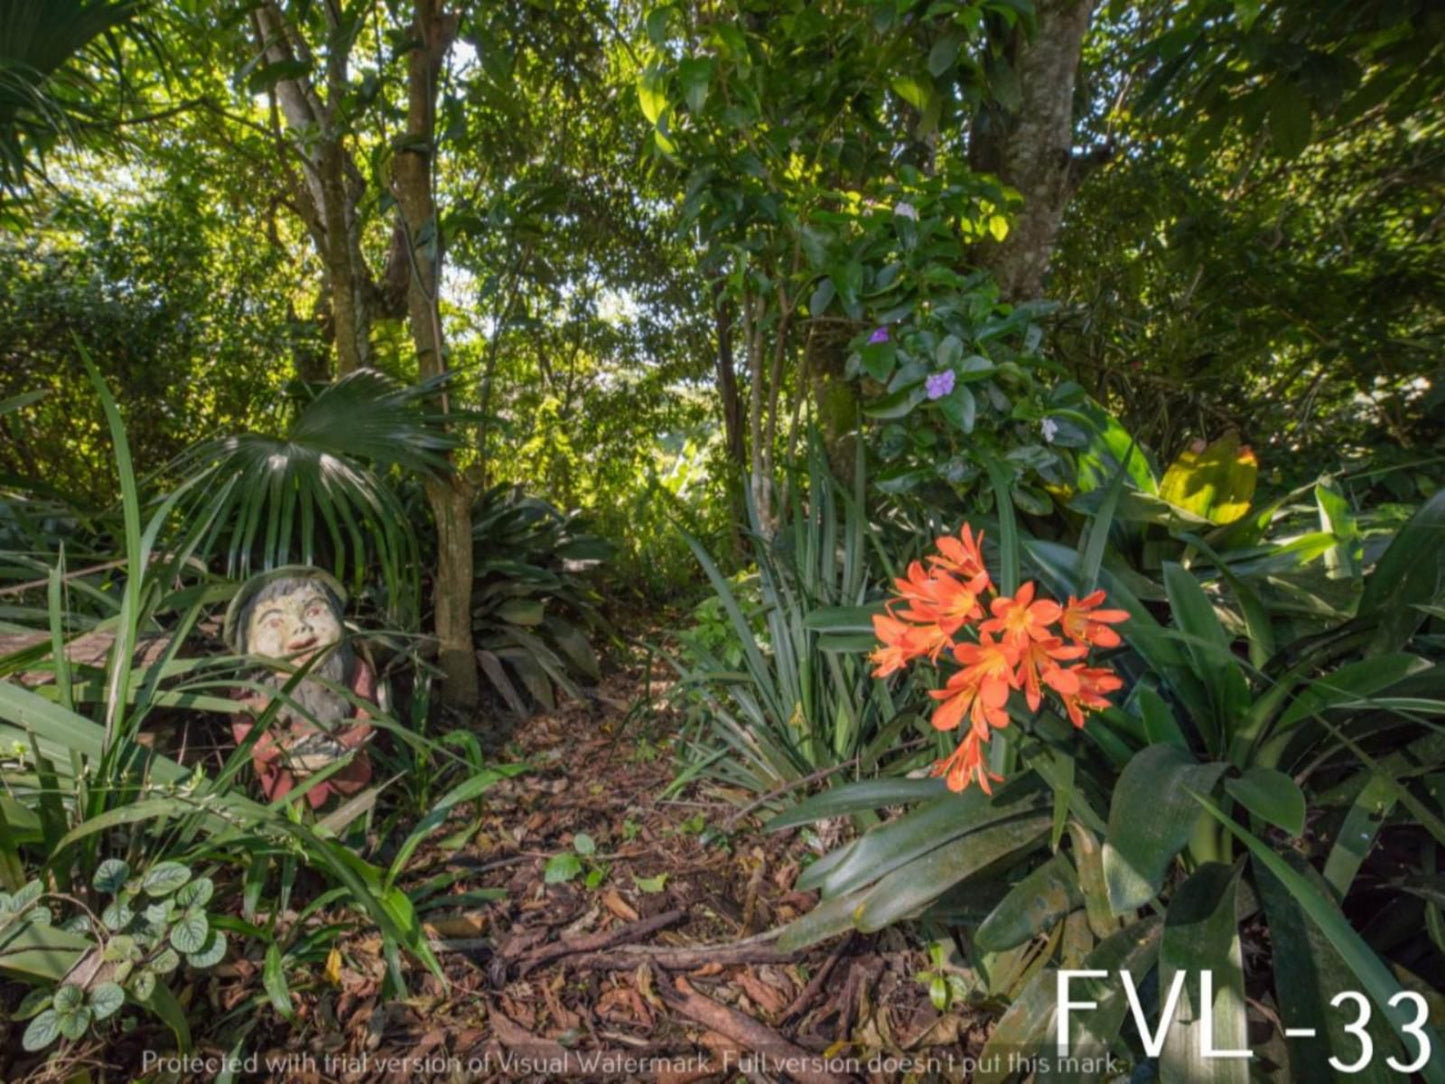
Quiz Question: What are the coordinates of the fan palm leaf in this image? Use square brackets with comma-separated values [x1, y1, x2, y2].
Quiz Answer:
[170, 369, 458, 626]
[0, 0, 140, 192]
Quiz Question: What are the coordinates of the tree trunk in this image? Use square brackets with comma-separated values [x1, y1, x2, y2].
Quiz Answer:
[252, 2, 376, 373]
[805, 320, 860, 481]
[970, 0, 1097, 301]
[395, 0, 478, 710]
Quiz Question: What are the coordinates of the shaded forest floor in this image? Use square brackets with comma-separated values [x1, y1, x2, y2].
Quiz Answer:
[19, 654, 995, 1083]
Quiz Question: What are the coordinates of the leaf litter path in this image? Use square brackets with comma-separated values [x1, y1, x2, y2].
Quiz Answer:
[222, 660, 987, 1082]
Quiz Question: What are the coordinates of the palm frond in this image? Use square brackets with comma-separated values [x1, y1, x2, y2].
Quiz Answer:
[170, 370, 459, 626]
[0, 0, 140, 192]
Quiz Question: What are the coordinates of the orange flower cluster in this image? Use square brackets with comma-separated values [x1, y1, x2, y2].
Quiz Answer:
[870, 526, 1127, 794]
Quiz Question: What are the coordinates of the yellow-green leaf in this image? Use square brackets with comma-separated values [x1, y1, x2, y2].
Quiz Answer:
[1158, 433, 1258, 524]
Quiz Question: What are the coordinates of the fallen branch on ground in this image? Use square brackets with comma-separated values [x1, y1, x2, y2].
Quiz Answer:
[513, 908, 685, 974]
[662, 976, 854, 1084]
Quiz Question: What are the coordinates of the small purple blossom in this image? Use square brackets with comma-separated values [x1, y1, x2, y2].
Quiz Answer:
[925, 370, 956, 400]
[868, 326, 890, 345]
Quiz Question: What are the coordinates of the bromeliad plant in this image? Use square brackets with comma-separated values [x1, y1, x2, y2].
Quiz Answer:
[870, 525, 1126, 794]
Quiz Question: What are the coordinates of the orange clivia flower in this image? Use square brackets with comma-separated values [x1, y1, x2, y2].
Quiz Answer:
[929, 634, 1017, 737]
[1059, 590, 1129, 649]
[893, 562, 988, 637]
[933, 731, 1002, 794]
[930, 524, 989, 585]
[869, 612, 948, 676]
[869, 522, 1129, 794]
[981, 581, 1062, 648]
[1015, 636, 1087, 712]
[1046, 664, 1125, 727]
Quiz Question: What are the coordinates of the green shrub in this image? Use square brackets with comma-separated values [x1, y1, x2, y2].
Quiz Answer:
[470, 483, 612, 714]
[669, 440, 930, 800]
[0, 364, 515, 1063]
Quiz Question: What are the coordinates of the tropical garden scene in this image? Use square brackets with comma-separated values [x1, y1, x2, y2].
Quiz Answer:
[0, 0, 1442, 1080]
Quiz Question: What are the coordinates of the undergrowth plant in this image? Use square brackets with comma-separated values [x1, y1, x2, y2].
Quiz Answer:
[469, 482, 613, 714]
[775, 454, 1445, 1082]
[669, 439, 925, 799]
[0, 363, 516, 1066]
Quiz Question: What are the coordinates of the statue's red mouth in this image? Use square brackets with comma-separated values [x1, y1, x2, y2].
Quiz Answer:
[287, 636, 318, 654]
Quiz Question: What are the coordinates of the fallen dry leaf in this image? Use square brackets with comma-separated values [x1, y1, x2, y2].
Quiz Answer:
[601, 888, 639, 922]
[734, 969, 788, 1016]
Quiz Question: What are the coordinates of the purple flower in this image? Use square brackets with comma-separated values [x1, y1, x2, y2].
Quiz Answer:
[925, 369, 956, 400]
[868, 326, 890, 345]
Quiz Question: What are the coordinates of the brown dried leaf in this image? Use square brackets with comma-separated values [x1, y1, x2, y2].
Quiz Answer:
[601, 888, 639, 923]
[742, 969, 793, 1017]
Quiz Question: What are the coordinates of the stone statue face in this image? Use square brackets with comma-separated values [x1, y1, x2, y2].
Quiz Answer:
[243, 581, 343, 662]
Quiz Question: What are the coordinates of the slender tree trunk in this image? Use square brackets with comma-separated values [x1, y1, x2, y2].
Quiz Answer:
[712, 281, 749, 560]
[252, 2, 375, 373]
[714, 283, 746, 475]
[970, 0, 1097, 301]
[395, 0, 478, 710]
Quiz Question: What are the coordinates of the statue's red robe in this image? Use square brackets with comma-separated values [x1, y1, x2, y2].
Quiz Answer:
[231, 659, 375, 809]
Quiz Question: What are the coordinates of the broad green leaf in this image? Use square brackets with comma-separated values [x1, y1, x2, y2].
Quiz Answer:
[776, 887, 869, 952]
[1103, 745, 1227, 913]
[53, 983, 83, 1011]
[637, 66, 667, 125]
[544, 852, 582, 884]
[1323, 774, 1396, 899]
[141, 979, 192, 1052]
[263, 942, 294, 1020]
[141, 862, 191, 897]
[89, 982, 124, 1021]
[1137, 686, 1188, 749]
[766, 777, 947, 830]
[1164, 562, 1249, 747]
[1158, 434, 1257, 524]
[975, 853, 1082, 952]
[854, 814, 1051, 931]
[0, 920, 90, 982]
[677, 56, 711, 112]
[23, 1008, 61, 1051]
[937, 385, 977, 434]
[1357, 489, 1445, 654]
[170, 911, 209, 954]
[1159, 863, 1248, 1083]
[1201, 797, 1445, 1084]
[175, 876, 214, 909]
[58, 1004, 93, 1039]
[808, 785, 1044, 897]
[1067, 822, 1120, 939]
[151, 946, 181, 974]
[92, 858, 130, 895]
[187, 930, 228, 969]
[1224, 767, 1305, 837]
[495, 597, 544, 625]
[1268, 78, 1313, 158]
[131, 969, 156, 1001]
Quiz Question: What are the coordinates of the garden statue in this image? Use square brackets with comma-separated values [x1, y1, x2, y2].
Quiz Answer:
[223, 567, 375, 808]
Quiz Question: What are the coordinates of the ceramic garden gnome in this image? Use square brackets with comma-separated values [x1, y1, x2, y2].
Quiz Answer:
[224, 567, 375, 809]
